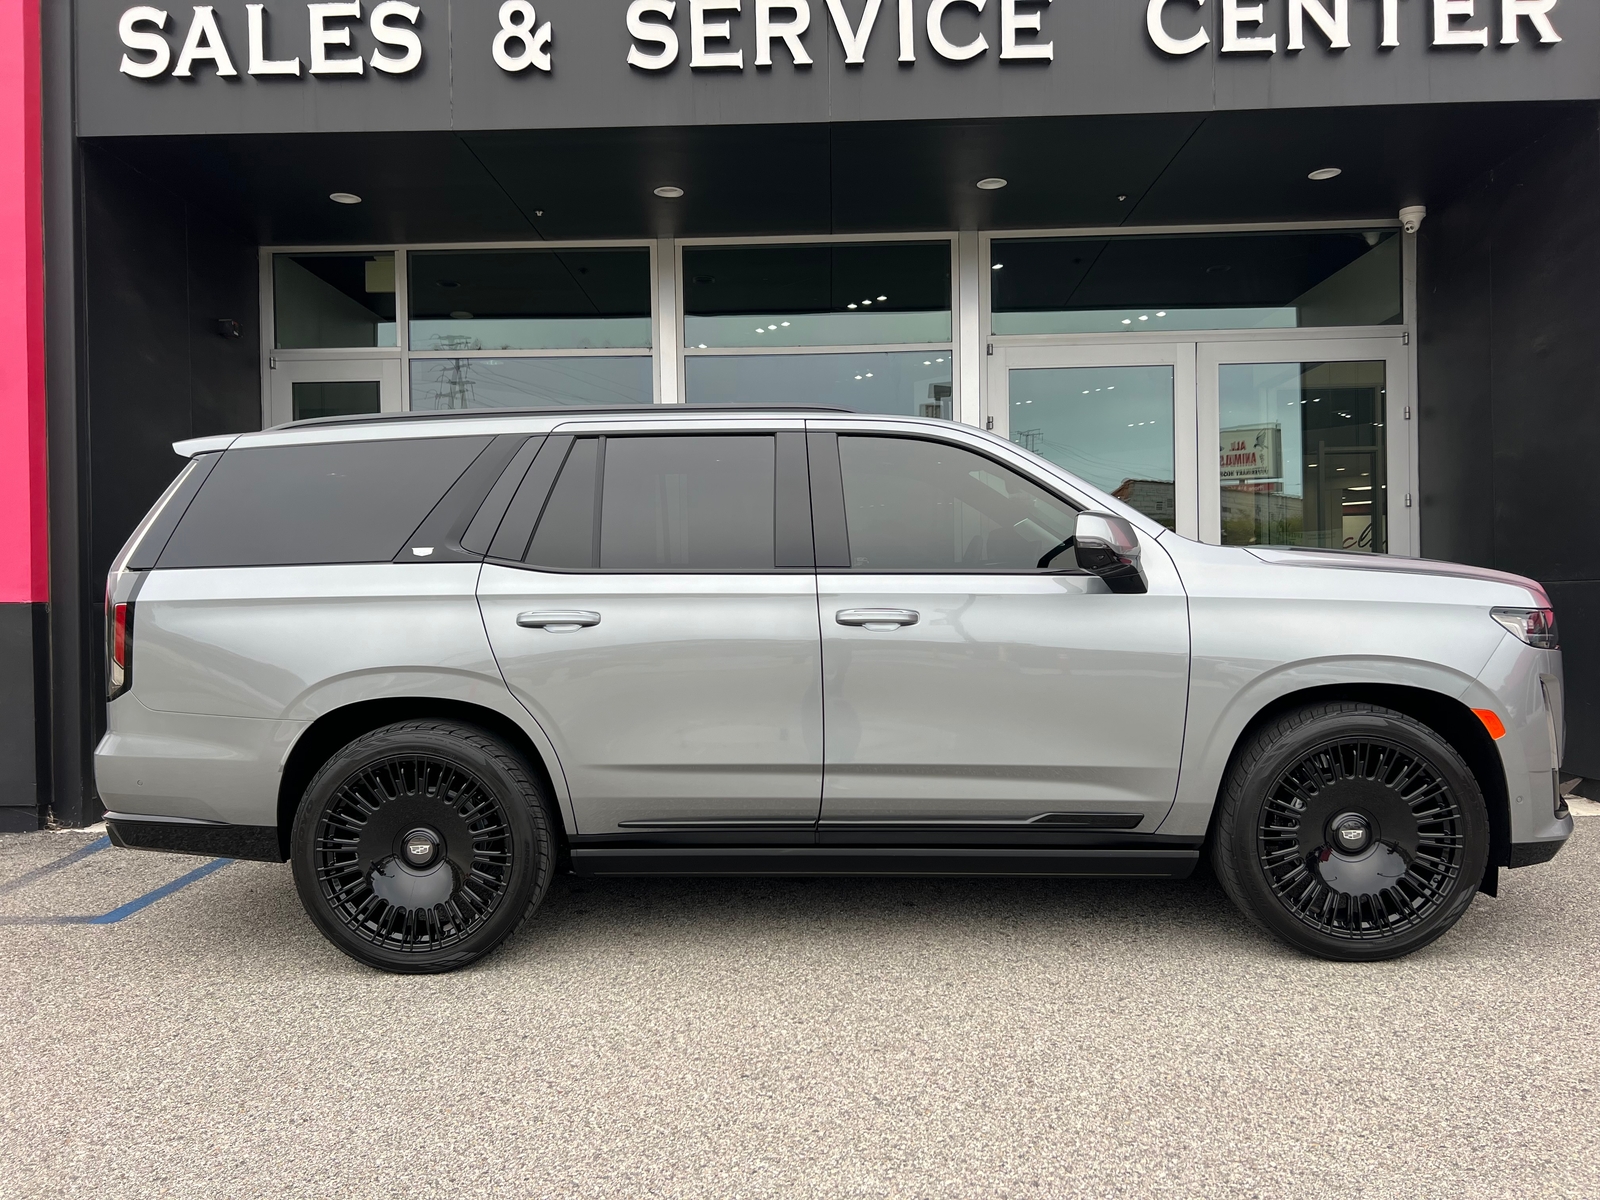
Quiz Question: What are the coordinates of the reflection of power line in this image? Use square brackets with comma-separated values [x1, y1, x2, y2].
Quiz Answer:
[1013, 427, 1043, 452]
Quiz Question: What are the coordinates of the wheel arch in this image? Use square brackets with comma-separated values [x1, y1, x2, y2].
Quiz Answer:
[275, 697, 571, 861]
[1202, 683, 1511, 873]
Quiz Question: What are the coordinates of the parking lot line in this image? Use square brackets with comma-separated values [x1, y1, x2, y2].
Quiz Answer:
[0, 856, 232, 927]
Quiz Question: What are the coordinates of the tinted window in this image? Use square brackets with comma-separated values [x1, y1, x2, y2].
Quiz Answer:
[159, 437, 491, 568]
[601, 437, 776, 570]
[526, 439, 600, 569]
[837, 436, 1079, 571]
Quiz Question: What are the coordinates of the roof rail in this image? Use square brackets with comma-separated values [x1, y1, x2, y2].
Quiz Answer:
[274, 403, 856, 432]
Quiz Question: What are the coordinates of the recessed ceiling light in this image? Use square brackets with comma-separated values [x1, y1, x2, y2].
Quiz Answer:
[1308, 167, 1342, 181]
[848, 303, 858, 310]
[329, 192, 361, 205]
[877, 295, 887, 301]
[780, 321, 791, 327]
[653, 185, 685, 198]
[862, 299, 873, 306]
[450, 310, 474, 320]
[992, 263, 1004, 270]
[976, 177, 1008, 190]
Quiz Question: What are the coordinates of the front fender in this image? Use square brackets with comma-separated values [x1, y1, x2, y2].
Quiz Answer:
[1159, 654, 1487, 839]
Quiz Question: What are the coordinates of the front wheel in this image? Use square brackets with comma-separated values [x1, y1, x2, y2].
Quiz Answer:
[291, 720, 555, 974]
[1213, 703, 1490, 962]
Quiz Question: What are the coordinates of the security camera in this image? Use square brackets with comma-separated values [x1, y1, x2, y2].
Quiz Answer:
[1399, 206, 1427, 235]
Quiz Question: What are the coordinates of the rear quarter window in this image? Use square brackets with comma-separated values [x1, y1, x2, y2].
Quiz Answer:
[157, 436, 492, 568]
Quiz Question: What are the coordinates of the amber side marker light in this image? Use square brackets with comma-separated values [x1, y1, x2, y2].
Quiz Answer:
[1473, 708, 1507, 740]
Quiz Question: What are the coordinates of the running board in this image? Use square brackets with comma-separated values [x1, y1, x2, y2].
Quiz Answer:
[569, 847, 1199, 879]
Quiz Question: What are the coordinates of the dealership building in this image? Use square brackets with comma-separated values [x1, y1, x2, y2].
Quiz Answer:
[0, 0, 1598, 829]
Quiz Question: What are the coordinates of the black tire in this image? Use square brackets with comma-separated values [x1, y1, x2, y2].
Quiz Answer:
[1212, 702, 1490, 962]
[290, 720, 556, 974]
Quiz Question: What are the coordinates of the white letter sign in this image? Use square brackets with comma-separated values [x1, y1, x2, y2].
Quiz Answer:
[371, 0, 423, 72]
[691, 0, 744, 68]
[1288, 0, 1350, 49]
[627, 0, 680, 68]
[173, 5, 237, 76]
[247, 3, 300, 74]
[1500, 0, 1559, 44]
[493, 0, 551, 71]
[928, 0, 987, 60]
[1433, 0, 1488, 45]
[1147, 0, 1209, 55]
[119, 6, 171, 77]
[1000, 0, 1052, 60]
[309, 1, 365, 73]
[826, 0, 883, 64]
[756, 0, 813, 65]
[1221, 0, 1276, 52]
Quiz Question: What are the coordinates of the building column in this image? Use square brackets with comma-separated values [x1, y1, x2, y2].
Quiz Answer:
[0, 0, 47, 831]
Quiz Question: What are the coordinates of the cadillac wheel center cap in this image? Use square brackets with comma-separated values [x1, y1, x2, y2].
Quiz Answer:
[1330, 813, 1372, 855]
[402, 828, 442, 868]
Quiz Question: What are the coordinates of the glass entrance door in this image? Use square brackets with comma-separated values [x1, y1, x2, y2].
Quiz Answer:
[267, 357, 404, 427]
[987, 343, 1198, 537]
[1198, 339, 1413, 556]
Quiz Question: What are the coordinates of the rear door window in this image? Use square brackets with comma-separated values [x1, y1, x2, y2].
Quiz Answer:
[522, 435, 778, 571]
[158, 436, 492, 568]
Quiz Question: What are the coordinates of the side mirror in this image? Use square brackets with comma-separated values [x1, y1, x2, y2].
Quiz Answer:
[1074, 513, 1147, 594]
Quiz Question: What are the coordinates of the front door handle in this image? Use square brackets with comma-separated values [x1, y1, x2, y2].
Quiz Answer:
[517, 610, 601, 631]
[836, 608, 919, 631]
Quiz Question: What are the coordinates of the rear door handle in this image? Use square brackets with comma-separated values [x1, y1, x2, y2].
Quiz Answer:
[836, 608, 919, 630]
[517, 610, 601, 631]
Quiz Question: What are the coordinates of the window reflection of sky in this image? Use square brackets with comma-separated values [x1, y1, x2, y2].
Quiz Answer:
[409, 357, 653, 409]
[1007, 366, 1175, 494]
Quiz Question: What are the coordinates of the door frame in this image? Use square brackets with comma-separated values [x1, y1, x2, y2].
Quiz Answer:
[985, 341, 1200, 540]
[265, 355, 405, 427]
[1197, 336, 1414, 555]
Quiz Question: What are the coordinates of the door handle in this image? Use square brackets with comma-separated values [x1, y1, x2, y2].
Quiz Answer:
[517, 610, 601, 631]
[836, 608, 919, 630]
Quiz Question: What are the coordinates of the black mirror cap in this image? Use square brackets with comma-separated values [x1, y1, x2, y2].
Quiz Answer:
[1075, 513, 1147, 595]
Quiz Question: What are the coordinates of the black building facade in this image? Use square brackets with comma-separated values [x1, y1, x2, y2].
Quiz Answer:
[23, 0, 1600, 827]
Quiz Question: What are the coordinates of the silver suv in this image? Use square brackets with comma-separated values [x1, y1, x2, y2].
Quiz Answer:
[97, 407, 1572, 972]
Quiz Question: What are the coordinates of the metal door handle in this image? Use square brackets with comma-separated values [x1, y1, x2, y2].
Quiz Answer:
[517, 610, 601, 631]
[836, 608, 919, 630]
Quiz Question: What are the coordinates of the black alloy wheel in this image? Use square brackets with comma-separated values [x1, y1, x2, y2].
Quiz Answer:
[291, 720, 555, 973]
[1213, 702, 1489, 961]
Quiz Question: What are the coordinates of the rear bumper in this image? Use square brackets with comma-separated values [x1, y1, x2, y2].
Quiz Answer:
[105, 815, 285, 863]
[1508, 837, 1567, 869]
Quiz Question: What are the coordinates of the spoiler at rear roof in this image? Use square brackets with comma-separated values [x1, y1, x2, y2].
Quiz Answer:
[173, 434, 240, 458]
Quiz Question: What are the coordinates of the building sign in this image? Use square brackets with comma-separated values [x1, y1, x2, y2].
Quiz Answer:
[1221, 425, 1282, 481]
[114, 0, 1564, 81]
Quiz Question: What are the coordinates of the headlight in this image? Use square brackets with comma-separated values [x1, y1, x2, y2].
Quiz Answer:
[1492, 607, 1559, 649]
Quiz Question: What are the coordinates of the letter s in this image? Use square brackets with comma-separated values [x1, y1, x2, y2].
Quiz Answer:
[627, 0, 679, 69]
[119, 6, 172, 78]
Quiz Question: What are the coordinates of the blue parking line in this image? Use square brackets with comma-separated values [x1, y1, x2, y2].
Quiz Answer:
[0, 836, 111, 898]
[87, 858, 233, 924]
[0, 856, 232, 927]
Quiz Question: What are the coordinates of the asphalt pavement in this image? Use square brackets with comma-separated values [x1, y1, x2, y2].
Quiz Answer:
[1, 810, 1597, 1199]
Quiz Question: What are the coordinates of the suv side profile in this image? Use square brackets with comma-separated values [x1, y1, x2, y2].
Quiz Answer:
[98, 407, 1572, 972]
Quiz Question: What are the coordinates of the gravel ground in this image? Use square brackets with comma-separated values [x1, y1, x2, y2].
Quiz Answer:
[1, 815, 1596, 1200]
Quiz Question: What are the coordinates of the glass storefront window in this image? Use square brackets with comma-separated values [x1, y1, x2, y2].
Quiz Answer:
[274, 253, 397, 349]
[291, 380, 382, 421]
[409, 357, 653, 409]
[685, 352, 954, 416]
[684, 242, 952, 348]
[1006, 365, 1177, 529]
[991, 231, 1401, 336]
[1219, 361, 1388, 552]
[409, 249, 652, 351]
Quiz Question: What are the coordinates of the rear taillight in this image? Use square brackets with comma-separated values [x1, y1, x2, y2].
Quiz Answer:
[108, 599, 133, 700]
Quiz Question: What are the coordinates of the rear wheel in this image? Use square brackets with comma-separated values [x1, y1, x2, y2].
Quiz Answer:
[1213, 702, 1489, 962]
[290, 720, 555, 973]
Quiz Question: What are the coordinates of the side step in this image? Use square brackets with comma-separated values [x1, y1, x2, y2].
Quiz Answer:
[570, 847, 1199, 879]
